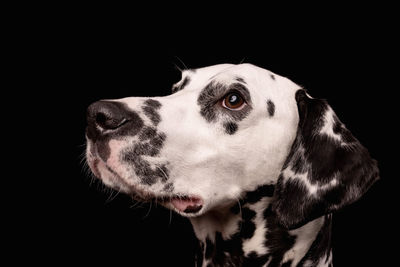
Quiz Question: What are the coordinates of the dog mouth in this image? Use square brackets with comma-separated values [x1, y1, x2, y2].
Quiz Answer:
[166, 196, 204, 214]
[87, 153, 204, 215]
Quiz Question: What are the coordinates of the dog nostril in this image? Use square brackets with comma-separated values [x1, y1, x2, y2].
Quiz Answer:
[87, 101, 129, 132]
[95, 112, 127, 130]
[96, 112, 107, 126]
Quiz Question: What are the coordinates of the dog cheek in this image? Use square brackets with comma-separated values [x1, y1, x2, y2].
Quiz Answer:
[106, 139, 126, 174]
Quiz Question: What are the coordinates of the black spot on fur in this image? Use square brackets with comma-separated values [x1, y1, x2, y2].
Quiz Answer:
[163, 183, 174, 192]
[133, 143, 159, 157]
[149, 132, 166, 148]
[243, 184, 275, 204]
[144, 99, 162, 109]
[143, 99, 162, 126]
[198, 220, 245, 266]
[195, 241, 205, 267]
[281, 260, 293, 267]
[197, 82, 252, 123]
[122, 128, 169, 185]
[205, 231, 244, 266]
[197, 82, 225, 122]
[205, 238, 214, 259]
[224, 122, 238, 135]
[243, 252, 270, 266]
[130, 156, 153, 181]
[267, 100, 275, 117]
[139, 126, 157, 141]
[235, 77, 246, 84]
[143, 106, 161, 125]
[230, 203, 241, 215]
[241, 208, 256, 239]
[270, 74, 276, 80]
[263, 204, 297, 265]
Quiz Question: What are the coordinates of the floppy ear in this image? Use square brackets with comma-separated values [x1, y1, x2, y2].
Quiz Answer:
[272, 90, 379, 230]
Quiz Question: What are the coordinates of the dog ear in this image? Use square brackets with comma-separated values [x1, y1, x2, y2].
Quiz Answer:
[272, 89, 379, 230]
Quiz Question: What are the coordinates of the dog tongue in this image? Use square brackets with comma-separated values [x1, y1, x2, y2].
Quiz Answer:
[171, 197, 203, 213]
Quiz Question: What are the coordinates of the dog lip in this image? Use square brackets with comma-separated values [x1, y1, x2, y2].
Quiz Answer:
[87, 157, 101, 178]
[183, 204, 203, 213]
[169, 196, 204, 214]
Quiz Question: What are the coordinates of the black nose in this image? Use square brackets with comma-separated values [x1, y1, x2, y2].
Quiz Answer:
[87, 101, 128, 136]
[86, 100, 145, 142]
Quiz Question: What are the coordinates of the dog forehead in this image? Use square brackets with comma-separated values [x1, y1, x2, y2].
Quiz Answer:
[184, 64, 301, 110]
[188, 64, 298, 91]
[187, 63, 264, 84]
[182, 64, 235, 86]
[193, 63, 235, 76]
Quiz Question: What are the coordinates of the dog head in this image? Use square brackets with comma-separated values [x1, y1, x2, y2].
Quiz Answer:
[85, 63, 378, 227]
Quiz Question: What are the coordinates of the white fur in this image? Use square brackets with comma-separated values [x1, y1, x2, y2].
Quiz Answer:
[242, 197, 270, 256]
[282, 217, 325, 266]
[190, 208, 242, 242]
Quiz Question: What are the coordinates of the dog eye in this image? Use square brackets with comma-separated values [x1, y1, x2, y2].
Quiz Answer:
[221, 92, 245, 110]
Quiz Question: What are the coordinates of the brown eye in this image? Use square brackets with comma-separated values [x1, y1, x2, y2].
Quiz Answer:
[222, 92, 245, 110]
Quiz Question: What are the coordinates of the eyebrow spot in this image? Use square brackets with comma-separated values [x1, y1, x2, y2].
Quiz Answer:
[267, 100, 275, 117]
[197, 81, 253, 123]
[235, 77, 247, 84]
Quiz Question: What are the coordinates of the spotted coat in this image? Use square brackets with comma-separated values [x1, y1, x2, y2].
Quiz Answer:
[85, 64, 379, 266]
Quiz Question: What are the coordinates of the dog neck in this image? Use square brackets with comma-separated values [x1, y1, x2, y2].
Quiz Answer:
[189, 185, 333, 267]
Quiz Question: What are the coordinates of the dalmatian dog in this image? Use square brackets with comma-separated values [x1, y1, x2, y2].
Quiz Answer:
[85, 64, 379, 267]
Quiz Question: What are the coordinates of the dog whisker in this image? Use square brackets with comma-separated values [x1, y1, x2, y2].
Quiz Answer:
[156, 165, 169, 182]
[143, 201, 152, 219]
[174, 56, 188, 70]
[173, 62, 183, 72]
[105, 189, 121, 203]
[236, 197, 243, 233]
[169, 209, 173, 226]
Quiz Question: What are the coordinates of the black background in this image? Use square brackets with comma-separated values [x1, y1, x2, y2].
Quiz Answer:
[14, 24, 396, 266]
